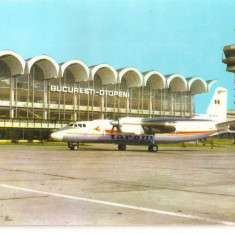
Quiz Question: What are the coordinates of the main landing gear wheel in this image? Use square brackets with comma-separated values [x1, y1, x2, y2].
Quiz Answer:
[68, 142, 79, 150]
[148, 144, 158, 152]
[118, 144, 126, 151]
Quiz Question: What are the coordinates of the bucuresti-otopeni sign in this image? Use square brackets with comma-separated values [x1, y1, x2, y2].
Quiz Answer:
[50, 85, 129, 98]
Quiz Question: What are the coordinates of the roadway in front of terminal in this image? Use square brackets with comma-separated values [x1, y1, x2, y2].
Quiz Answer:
[0, 144, 235, 225]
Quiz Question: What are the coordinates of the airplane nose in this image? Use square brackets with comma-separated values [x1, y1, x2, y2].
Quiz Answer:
[50, 131, 63, 142]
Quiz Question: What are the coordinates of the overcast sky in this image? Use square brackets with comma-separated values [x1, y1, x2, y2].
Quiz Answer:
[0, 0, 234, 113]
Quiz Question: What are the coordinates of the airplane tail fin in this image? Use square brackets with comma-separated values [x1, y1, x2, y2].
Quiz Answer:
[206, 87, 227, 122]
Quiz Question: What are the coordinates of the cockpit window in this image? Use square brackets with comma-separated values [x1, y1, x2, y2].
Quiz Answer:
[70, 123, 86, 128]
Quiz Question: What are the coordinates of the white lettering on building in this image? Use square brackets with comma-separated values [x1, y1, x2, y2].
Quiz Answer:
[50, 85, 129, 98]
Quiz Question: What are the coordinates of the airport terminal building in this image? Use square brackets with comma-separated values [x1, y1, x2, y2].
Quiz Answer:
[0, 50, 216, 140]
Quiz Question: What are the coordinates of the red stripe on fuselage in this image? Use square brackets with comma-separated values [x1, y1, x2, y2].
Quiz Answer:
[105, 129, 119, 133]
[176, 130, 216, 135]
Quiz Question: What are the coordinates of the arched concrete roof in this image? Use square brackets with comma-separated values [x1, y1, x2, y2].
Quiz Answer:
[0, 50, 25, 76]
[59, 59, 89, 82]
[187, 77, 207, 95]
[206, 79, 217, 92]
[117, 67, 143, 88]
[89, 64, 117, 85]
[166, 74, 187, 92]
[142, 71, 166, 90]
[25, 55, 59, 79]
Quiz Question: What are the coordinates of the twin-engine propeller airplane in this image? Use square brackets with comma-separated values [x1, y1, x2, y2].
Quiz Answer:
[51, 87, 235, 152]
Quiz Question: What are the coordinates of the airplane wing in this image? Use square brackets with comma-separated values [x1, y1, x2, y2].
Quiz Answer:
[141, 117, 210, 123]
[140, 117, 177, 134]
[216, 120, 235, 129]
[117, 117, 212, 135]
[140, 117, 211, 134]
[141, 123, 176, 134]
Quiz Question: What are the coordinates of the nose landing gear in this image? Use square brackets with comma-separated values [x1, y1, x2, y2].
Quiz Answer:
[68, 142, 79, 150]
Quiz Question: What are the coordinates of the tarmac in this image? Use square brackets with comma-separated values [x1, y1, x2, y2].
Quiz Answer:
[0, 143, 235, 225]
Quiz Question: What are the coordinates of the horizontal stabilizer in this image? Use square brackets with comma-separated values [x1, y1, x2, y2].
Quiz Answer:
[216, 120, 235, 129]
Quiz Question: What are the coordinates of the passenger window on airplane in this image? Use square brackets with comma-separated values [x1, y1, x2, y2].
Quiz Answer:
[83, 124, 86, 127]
[74, 124, 77, 127]
[68, 123, 74, 126]
[78, 124, 82, 128]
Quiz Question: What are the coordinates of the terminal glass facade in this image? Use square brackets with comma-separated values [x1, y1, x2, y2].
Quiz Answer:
[0, 69, 194, 121]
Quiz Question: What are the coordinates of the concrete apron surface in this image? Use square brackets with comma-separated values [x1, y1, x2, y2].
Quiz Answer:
[0, 144, 235, 225]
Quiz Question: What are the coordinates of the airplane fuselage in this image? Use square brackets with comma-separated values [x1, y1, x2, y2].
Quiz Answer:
[51, 118, 226, 151]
